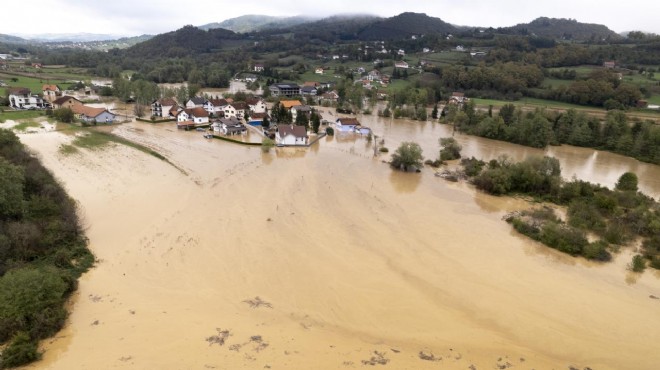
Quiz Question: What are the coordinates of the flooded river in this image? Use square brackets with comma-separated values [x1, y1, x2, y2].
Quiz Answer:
[18, 114, 660, 370]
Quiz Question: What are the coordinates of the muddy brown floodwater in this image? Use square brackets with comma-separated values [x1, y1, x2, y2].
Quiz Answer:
[18, 114, 660, 370]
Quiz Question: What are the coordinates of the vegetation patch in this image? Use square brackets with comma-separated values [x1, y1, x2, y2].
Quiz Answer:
[11, 121, 40, 131]
[0, 129, 93, 368]
[453, 154, 660, 267]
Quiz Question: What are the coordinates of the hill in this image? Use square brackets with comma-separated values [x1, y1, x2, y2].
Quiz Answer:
[357, 12, 456, 40]
[503, 17, 622, 41]
[0, 33, 27, 44]
[124, 25, 241, 58]
[199, 15, 317, 33]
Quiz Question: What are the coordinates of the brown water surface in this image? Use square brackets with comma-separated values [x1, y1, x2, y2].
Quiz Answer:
[18, 116, 660, 370]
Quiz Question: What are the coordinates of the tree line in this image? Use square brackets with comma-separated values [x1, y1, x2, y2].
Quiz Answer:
[0, 130, 93, 368]
[449, 103, 660, 165]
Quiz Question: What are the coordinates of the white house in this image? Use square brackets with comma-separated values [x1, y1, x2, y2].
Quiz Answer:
[335, 117, 359, 132]
[394, 61, 409, 69]
[368, 70, 382, 81]
[253, 63, 264, 72]
[177, 107, 209, 124]
[205, 98, 228, 116]
[223, 102, 248, 120]
[246, 97, 267, 114]
[185, 97, 207, 109]
[151, 97, 178, 118]
[8, 87, 46, 109]
[276, 124, 308, 146]
[315, 67, 324, 74]
[71, 105, 116, 124]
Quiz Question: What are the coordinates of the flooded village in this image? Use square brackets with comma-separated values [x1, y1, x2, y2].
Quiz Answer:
[4, 77, 658, 369]
[2, 7, 660, 370]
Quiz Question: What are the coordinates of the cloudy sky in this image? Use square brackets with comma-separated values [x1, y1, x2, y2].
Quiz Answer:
[3, 0, 659, 37]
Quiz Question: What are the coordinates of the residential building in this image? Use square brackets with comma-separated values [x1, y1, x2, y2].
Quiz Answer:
[151, 97, 178, 117]
[269, 83, 301, 97]
[42, 84, 61, 102]
[177, 107, 209, 124]
[320, 91, 339, 104]
[185, 97, 207, 109]
[394, 61, 409, 69]
[205, 98, 228, 116]
[223, 102, 248, 120]
[71, 105, 116, 123]
[253, 63, 264, 72]
[300, 86, 318, 96]
[246, 97, 267, 114]
[280, 100, 303, 111]
[52, 96, 82, 110]
[8, 87, 46, 109]
[335, 117, 360, 132]
[449, 92, 467, 104]
[212, 117, 247, 135]
[276, 124, 308, 146]
[291, 105, 312, 121]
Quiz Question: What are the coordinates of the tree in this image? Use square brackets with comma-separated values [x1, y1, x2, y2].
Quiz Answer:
[310, 111, 321, 134]
[261, 115, 270, 129]
[52, 108, 74, 123]
[431, 103, 438, 119]
[390, 142, 424, 171]
[439, 137, 462, 161]
[0, 157, 24, 219]
[615, 172, 639, 192]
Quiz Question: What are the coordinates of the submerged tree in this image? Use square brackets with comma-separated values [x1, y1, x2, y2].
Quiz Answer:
[439, 137, 462, 161]
[391, 142, 424, 172]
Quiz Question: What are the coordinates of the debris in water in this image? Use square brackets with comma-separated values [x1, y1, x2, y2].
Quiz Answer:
[243, 296, 273, 309]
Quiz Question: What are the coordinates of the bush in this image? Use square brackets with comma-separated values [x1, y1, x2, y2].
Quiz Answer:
[629, 254, 646, 272]
[379, 147, 389, 153]
[583, 241, 611, 261]
[0, 331, 40, 368]
[261, 138, 275, 153]
[325, 127, 334, 136]
[615, 172, 639, 192]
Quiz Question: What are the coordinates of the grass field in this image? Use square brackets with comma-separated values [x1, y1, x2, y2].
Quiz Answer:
[0, 110, 46, 122]
[542, 78, 573, 88]
[0, 73, 75, 95]
[472, 97, 605, 111]
[647, 95, 660, 105]
[12, 121, 41, 131]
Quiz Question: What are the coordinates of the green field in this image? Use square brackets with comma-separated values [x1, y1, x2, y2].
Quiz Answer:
[0, 110, 46, 122]
[0, 73, 75, 95]
[472, 97, 606, 111]
[647, 95, 660, 105]
[542, 78, 573, 88]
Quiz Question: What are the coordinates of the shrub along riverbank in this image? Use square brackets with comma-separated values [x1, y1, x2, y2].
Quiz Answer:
[0, 129, 93, 368]
[457, 155, 660, 269]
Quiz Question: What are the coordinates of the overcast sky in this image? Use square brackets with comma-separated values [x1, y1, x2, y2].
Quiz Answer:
[3, 0, 660, 37]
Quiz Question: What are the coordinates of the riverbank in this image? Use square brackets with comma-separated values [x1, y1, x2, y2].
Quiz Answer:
[18, 119, 660, 370]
